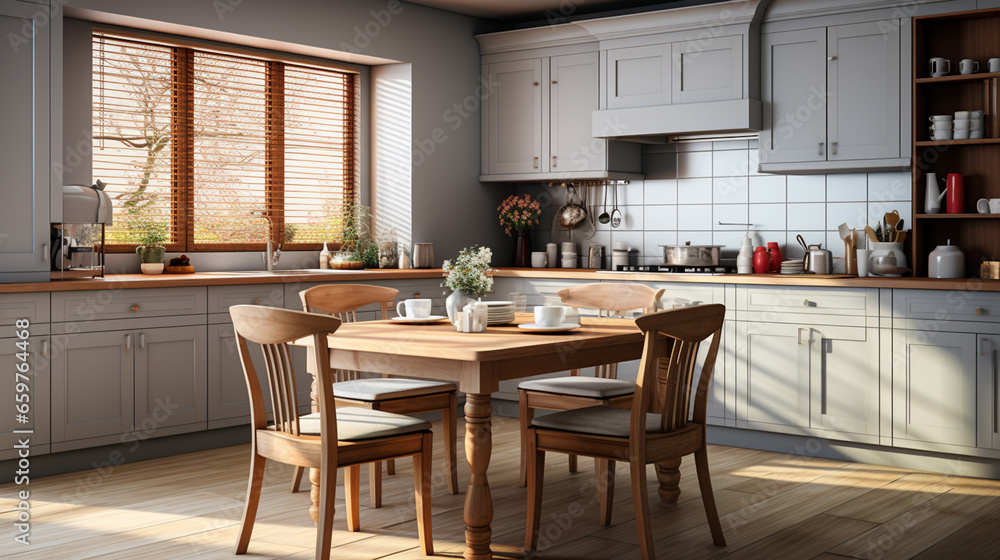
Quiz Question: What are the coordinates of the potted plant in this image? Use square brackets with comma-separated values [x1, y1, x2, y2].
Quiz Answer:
[135, 223, 168, 264]
[442, 245, 494, 323]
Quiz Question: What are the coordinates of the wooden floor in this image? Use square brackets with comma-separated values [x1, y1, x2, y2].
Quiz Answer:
[4, 416, 1000, 560]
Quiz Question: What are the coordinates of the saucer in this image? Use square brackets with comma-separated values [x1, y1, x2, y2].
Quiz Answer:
[517, 322, 580, 332]
[390, 315, 448, 324]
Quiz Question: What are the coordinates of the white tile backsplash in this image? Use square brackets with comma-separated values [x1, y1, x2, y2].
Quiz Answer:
[518, 141, 911, 266]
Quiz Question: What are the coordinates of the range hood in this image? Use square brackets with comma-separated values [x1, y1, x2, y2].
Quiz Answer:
[586, 0, 770, 143]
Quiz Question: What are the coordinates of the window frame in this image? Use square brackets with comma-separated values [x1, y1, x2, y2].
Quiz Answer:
[92, 27, 361, 253]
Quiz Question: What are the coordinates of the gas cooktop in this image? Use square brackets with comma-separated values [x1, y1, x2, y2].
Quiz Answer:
[613, 265, 736, 274]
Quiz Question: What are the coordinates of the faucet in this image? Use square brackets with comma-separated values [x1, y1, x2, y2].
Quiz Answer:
[261, 215, 282, 272]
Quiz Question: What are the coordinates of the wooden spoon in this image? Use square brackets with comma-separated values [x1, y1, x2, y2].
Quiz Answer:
[895, 230, 907, 243]
[864, 225, 879, 243]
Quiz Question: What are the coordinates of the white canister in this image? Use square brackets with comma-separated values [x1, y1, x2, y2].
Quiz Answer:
[928, 239, 965, 279]
[546, 243, 558, 269]
[736, 232, 754, 274]
[611, 249, 630, 269]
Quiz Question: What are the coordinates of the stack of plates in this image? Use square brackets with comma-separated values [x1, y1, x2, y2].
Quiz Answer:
[483, 300, 516, 324]
[780, 259, 804, 275]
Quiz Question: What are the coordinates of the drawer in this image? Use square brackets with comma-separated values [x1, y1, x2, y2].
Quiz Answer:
[893, 289, 1000, 323]
[738, 286, 877, 318]
[0, 292, 49, 327]
[208, 284, 284, 314]
[52, 287, 207, 322]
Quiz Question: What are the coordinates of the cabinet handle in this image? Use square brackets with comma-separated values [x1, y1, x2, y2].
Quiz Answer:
[42, 244, 48, 263]
[533, 156, 539, 169]
[139, 333, 145, 350]
[552, 80, 557, 84]
[976, 307, 986, 315]
[818, 142, 824, 156]
[797, 327, 811, 345]
[131, 304, 140, 311]
[803, 299, 814, 307]
[552, 155, 557, 167]
[533, 81, 539, 86]
[828, 56, 837, 61]
[831, 142, 838, 155]
[125, 334, 132, 351]
[986, 338, 998, 433]
[42, 339, 48, 357]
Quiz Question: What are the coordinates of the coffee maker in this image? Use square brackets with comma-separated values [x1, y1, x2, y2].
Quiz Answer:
[50, 181, 112, 280]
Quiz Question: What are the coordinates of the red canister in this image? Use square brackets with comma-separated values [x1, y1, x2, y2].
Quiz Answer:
[767, 242, 783, 272]
[946, 173, 964, 214]
[753, 246, 771, 274]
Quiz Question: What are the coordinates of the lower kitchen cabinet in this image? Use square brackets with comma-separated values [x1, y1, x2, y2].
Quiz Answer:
[980, 335, 1000, 450]
[738, 322, 879, 443]
[51, 324, 207, 451]
[892, 330, 977, 450]
[0, 333, 50, 461]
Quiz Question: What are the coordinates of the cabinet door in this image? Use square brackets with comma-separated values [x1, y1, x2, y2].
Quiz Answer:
[0, 334, 50, 460]
[690, 321, 729, 425]
[135, 326, 208, 432]
[486, 58, 544, 174]
[827, 21, 900, 161]
[606, 44, 671, 109]
[51, 331, 133, 444]
[760, 28, 827, 164]
[978, 335, 1000, 449]
[739, 322, 810, 432]
[809, 326, 879, 440]
[208, 323, 277, 423]
[550, 53, 603, 172]
[893, 330, 977, 448]
[0, 0, 50, 277]
[672, 35, 743, 104]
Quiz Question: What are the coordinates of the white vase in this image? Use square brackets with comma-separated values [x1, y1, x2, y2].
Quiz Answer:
[446, 289, 469, 324]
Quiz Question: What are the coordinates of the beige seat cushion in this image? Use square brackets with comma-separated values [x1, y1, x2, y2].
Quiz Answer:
[517, 376, 635, 399]
[298, 408, 431, 441]
[333, 378, 457, 401]
[532, 406, 663, 438]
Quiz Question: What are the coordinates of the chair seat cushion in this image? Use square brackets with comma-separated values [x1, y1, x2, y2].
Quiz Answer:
[532, 406, 663, 438]
[333, 378, 457, 401]
[298, 408, 431, 441]
[517, 376, 635, 399]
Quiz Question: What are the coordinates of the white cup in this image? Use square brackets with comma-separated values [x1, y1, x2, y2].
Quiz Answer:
[971, 129, 985, 139]
[546, 243, 558, 268]
[991, 199, 1000, 213]
[954, 130, 970, 140]
[561, 252, 577, 268]
[990, 58, 1000, 73]
[930, 114, 953, 121]
[929, 57, 950, 77]
[396, 298, 432, 319]
[954, 119, 971, 130]
[960, 59, 979, 75]
[971, 110, 985, 119]
[932, 129, 953, 140]
[561, 242, 577, 253]
[978, 198, 991, 214]
[534, 305, 566, 328]
[531, 252, 547, 268]
[954, 111, 971, 120]
[856, 249, 871, 278]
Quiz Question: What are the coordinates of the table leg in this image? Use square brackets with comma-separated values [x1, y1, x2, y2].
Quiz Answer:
[464, 393, 493, 560]
[655, 458, 682, 504]
[309, 464, 321, 523]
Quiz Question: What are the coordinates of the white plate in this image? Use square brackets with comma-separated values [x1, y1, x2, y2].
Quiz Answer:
[390, 315, 448, 324]
[517, 322, 581, 332]
[483, 300, 515, 306]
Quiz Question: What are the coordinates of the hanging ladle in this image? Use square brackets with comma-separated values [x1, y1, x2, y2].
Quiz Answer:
[598, 181, 611, 224]
[611, 182, 622, 228]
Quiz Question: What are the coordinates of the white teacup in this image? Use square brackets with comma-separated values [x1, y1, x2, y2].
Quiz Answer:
[531, 252, 548, 268]
[960, 59, 979, 75]
[954, 110, 971, 120]
[954, 119, 971, 130]
[930, 115, 953, 122]
[396, 298, 432, 319]
[990, 58, 1000, 73]
[978, 198, 991, 214]
[534, 305, 567, 328]
[954, 130, 970, 140]
[929, 57, 950, 77]
[992, 199, 1000, 213]
[931, 129, 953, 140]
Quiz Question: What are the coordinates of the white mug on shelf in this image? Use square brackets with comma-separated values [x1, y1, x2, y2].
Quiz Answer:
[978, 198, 991, 214]
[531, 252, 547, 268]
[990, 58, 1000, 73]
[991, 198, 1000, 213]
[396, 298, 432, 319]
[960, 58, 979, 74]
[856, 249, 871, 278]
[929, 57, 951, 77]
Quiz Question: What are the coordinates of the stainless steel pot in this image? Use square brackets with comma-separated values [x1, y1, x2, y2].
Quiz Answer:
[659, 242, 723, 266]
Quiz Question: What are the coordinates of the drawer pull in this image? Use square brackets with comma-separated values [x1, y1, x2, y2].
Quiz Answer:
[976, 307, 985, 315]
[42, 340, 48, 357]
[131, 304, 140, 311]
[414, 292, 421, 298]
[139, 333, 145, 350]
[533, 81, 539, 86]
[125, 334, 132, 351]
[803, 299, 816, 307]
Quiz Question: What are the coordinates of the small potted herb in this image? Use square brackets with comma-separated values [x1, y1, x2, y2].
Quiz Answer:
[135, 224, 168, 264]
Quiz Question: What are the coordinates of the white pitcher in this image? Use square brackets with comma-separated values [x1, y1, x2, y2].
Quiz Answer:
[924, 172, 945, 214]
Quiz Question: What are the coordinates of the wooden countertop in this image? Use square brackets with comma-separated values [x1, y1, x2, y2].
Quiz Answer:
[3, 267, 999, 293]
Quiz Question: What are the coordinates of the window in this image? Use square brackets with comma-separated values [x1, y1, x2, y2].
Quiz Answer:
[93, 32, 358, 251]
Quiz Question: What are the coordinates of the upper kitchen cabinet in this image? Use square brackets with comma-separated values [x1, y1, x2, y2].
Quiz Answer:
[0, 0, 53, 282]
[479, 45, 642, 182]
[759, 19, 909, 173]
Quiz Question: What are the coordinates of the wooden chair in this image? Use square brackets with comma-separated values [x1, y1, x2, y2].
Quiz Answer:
[524, 304, 727, 559]
[290, 284, 459, 508]
[517, 282, 664, 512]
[230, 305, 433, 560]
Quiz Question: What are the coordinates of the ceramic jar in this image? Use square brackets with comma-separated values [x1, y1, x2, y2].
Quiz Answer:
[753, 246, 771, 274]
[928, 240, 965, 278]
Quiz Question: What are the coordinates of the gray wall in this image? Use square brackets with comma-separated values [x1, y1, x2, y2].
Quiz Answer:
[62, 0, 511, 271]
[517, 140, 912, 271]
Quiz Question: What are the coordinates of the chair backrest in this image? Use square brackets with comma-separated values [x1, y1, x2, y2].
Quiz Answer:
[300, 284, 399, 381]
[230, 305, 342, 440]
[631, 304, 725, 441]
[557, 283, 665, 378]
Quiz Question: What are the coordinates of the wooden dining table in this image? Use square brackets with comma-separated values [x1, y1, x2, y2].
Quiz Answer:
[296, 315, 651, 560]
